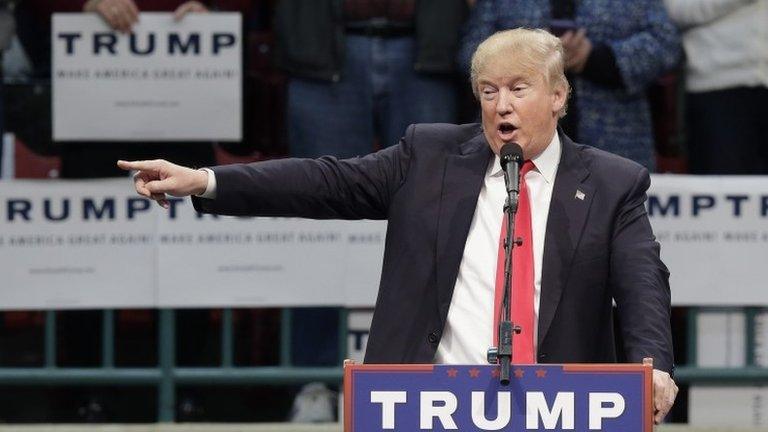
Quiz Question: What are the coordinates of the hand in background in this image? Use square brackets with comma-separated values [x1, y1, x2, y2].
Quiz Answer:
[174, 1, 209, 21]
[560, 28, 592, 73]
[84, 0, 140, 33]
[117, 159, 209, 208]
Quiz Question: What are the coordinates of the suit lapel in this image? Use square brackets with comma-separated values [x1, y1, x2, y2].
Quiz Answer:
[538, 133, 595, 348]
[435, 133, 493, 324]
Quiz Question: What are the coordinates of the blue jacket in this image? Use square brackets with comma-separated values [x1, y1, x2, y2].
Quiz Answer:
[460, 0, 682, 170]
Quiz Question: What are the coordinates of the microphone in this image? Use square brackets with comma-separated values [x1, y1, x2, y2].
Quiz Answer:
[487, 142, 525, 385]
[499, 143, 524, 214]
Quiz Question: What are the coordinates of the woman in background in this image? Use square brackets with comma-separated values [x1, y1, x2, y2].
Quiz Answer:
[461, 0, 682, 171]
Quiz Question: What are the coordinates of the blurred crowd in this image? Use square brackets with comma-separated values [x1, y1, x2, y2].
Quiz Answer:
[0, 0, 766, 423]
[0, 0, 765, 178]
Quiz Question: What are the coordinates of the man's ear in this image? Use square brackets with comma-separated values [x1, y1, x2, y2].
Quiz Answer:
[551, 83, 567, 115]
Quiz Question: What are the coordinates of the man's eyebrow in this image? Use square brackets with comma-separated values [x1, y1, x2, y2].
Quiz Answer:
[478, 76, 530, 86]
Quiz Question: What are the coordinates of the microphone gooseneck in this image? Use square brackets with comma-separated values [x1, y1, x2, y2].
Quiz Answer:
[488, 142, 524, 385]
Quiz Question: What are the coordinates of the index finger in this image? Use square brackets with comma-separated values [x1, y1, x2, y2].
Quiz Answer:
[652, 378, 673, 424]
[114, 10, 132, 33]
[117, 159, 158, 171]
[123, 0, 140, 23]
[173, 3, 191, 21]
[654, 401, 671, 424]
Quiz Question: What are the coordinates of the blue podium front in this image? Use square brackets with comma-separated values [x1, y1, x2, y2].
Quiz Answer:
[344, 363, 652, 431]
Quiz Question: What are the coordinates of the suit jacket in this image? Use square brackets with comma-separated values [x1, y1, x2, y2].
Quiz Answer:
[192, 123, 674, 373]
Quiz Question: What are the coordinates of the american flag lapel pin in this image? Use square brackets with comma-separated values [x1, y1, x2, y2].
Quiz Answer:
[575, 190, 586, 200]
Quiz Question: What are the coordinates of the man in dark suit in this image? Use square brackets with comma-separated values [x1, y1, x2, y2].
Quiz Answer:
[119, 28, 678, 422]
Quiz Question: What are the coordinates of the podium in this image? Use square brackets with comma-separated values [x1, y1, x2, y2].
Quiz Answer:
[343, 362, 652, 431]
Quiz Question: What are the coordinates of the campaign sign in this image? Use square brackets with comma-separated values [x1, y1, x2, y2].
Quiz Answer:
[344, 364, 651, 431]
[52, 13, 242, 141]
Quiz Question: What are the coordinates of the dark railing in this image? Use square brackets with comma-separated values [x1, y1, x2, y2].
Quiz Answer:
[0, 306, 765, 421]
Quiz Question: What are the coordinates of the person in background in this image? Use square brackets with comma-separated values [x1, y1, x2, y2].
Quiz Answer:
[460, 0, 682, 171]
[16, 0, 250, 78]
[274, 0, 468, 158]
[82, 0, 207, 32]
[664, 0, 768, 174]
[272, 0, 469, 371]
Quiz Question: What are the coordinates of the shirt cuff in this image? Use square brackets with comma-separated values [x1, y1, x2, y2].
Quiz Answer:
[196, 168, 217, 199]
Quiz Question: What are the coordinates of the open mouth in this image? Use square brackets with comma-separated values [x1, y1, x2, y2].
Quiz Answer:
[497, 122, 517, 139]
[499, 123, 516, 133]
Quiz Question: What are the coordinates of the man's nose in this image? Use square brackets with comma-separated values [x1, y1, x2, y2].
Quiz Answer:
[496, 88, 513, 114]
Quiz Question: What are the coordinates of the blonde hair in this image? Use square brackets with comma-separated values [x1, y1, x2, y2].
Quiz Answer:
[470, 28, 571, 117]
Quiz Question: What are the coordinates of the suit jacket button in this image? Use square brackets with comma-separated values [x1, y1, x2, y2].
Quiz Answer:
[427, 332, 439, 344]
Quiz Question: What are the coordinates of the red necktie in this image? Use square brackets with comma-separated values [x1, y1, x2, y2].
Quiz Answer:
[493, 160, 535, 363]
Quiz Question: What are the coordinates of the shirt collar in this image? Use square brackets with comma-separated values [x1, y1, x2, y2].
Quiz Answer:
[488, 131, 561, 184]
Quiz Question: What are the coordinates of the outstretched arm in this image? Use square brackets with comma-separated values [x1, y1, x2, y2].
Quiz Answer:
[191, 139, 411, 220]
[119, 125, 415, 220]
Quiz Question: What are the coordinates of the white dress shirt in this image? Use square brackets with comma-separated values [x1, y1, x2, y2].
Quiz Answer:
[198, 168, 217, 199]
[433, 132, 561, 364]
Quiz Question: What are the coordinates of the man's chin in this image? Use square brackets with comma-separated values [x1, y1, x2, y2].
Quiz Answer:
[491, 139, 524, 157]
[481, 133, 502, 155]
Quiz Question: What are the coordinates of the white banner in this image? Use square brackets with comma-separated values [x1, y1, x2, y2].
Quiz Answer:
[52, 13, 242, 141]
[647, 175, 768, 305]
[0, 175, 766, 309]
[0, 179, 156, 309]
[0, 179, 385, 310]
[156, 210, 383, 307]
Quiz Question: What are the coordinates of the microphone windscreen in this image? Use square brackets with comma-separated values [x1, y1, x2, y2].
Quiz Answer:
[499, 143, 523, 169]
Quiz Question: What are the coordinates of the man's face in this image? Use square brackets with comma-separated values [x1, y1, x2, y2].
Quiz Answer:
[478, 58, 566, 159]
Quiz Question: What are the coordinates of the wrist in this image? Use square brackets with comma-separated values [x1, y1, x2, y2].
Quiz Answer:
[194, 168, 209, 196]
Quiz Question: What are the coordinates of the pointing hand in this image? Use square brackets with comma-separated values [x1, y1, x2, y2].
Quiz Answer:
[117, 159, 209, 208]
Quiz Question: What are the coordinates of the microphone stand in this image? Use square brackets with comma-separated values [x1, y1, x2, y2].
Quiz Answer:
[488, 159, 523, 386]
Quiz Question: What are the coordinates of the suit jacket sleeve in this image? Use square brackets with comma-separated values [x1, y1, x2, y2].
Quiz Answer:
[191, 125, 414, 219]
[610, 167, 674, 374]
